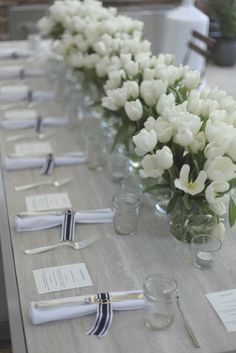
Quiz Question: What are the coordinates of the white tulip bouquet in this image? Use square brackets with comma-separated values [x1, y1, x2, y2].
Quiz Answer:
[101, 56, 201, 154]
[132, 85, 236, 242]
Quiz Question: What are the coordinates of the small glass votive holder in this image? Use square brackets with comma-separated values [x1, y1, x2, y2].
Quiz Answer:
[143, 274, 178, 330]
[112, 192, 141, 235]
[107, 153, 128, 183]
[191, 235, 222, 270]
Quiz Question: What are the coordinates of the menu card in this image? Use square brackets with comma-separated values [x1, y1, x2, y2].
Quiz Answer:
[14, 142, 52, 156]
[207, 289, 236, 332]
[33, 263, 93, 294]
[26, 193, 72, 212]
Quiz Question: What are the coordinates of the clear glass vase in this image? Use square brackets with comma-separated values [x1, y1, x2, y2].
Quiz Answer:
[169, 199, 218, 244]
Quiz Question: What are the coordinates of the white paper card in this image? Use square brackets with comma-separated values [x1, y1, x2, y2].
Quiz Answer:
[33, 263, 93, 294]
[4, 109, 38, 120]
[14, 142, 52, 156]
[26, 193, 72, 212]
[206, 289, 236, 332]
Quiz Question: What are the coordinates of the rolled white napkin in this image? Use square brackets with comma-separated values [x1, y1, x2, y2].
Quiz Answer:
[0, 48, 31, 59]
[4, 109, 38, 120]
[16, 208, 114, 231]
[2, 117, 68, 130]
[29, 290, 144, 325]
[0, 85, 55, 103]
[0, 66, 45, 79]
[5, 153, 86, 171]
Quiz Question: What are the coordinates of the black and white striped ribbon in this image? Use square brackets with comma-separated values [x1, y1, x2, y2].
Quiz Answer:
[19, 68, 25, 80]
[27, 90, 33, 103]
[61, 209, 76, 242]
[35, 116, 42, 133]
[41, 153, 56, 176]
[86, 293, 113, 338]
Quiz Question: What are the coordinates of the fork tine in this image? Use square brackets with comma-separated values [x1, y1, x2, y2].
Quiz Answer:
[78, 237, 97, 249]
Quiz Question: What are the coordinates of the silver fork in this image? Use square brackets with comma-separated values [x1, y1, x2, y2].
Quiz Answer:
[24, 237, 97, 255]
[6, 131, 54, 142]
[14, 176, 74, 191]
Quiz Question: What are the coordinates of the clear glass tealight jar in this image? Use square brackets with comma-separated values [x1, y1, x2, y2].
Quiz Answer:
[112, 192, 141, 235]
[143, 274, 178, 330]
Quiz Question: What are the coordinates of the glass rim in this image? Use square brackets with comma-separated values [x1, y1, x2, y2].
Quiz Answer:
[191, 234, 222, 252]
[143, 273, 178, 297]
[112, 191, 141, 206]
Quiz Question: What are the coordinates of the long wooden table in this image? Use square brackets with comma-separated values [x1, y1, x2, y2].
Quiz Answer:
[1, 42, 236, 353]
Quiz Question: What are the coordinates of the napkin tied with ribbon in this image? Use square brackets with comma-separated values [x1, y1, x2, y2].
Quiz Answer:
[5, 152, 86, 172]
[1, 116, 68, 130]
[15, 208, 114, 232]
[29, 290, 144, 337]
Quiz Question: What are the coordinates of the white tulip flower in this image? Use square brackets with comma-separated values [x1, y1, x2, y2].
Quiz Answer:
[205, 181, 229, 204]
[184, 70, 200, 90]
[175, 127, 193, 146]
[211, 222, 225, 241]
[174, 164, 207, 195]
[133, 129, 157, 156]
[139, 154, 164, 178]
[187, 97, 202, 115]
[205, 156, 236, 182]
[101, 96, 119, 111]
[140, 80, 168, 107]
[123, 81, 139, 99]
[156, 93, 175, 115]
[201, 100, 219, 117]
[204, 141, 225, 160]
[106, 87, 128, 107]
[144, 116, 158, 132]
[124, 60, 139, 77]
[155, 146, 173, 169]
[189, 132, 206, 153]
[125, 99, 143, 121]
[155, 117, 173, 143]
[143, 68, 156, 80]
[227, 136, 236, 162]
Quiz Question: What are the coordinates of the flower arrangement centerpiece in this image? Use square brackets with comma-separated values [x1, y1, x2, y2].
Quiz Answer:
[132, 84, 236, 242]
[101, 54, 201, 161]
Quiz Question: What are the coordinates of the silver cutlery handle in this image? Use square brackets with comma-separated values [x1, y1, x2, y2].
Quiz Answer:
[24, 243, 65, 254]
[14, 180, 51, 191]
[177, 300, 201, 348]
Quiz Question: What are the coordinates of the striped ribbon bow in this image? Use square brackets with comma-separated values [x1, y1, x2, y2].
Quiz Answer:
[86, 293, 113, 338]
[61, 209, 76, 242]
[41, 153, 56, 176]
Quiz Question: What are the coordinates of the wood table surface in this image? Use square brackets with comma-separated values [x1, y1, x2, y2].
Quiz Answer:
[0, 42, 236, 353]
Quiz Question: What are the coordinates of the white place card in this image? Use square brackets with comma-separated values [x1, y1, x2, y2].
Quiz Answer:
[25, 193, 72, 212]
[14, 142, 52, 156]
[206, 289, 236, 332]
[33, 263, 93, 294]
[4, 109, 38, 120]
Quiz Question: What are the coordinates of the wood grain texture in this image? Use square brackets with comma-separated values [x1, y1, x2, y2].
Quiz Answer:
[0, 45, 236, 353]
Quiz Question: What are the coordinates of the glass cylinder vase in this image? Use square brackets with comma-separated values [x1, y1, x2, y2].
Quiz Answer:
[169, 199, 218, 244]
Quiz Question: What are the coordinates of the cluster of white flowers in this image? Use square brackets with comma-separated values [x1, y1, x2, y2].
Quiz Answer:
[132, 84, 236, 239]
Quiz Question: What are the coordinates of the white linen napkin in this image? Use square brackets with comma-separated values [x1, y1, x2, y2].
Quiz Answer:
[5, 153, 86, 171]
[16, 208, 114, 232]
[29, 290, 144, 325]
[0, 85, 55, 103]
[0, 47, 31, 59]
[2, 117, 68, 130]
[0, 66, 45, 80]
[4, 109, 38, 120]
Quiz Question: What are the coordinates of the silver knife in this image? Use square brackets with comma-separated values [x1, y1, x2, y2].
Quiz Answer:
[177, 296, 201, 348]
[17, 210, 64, 217]
[35, 292, 144, 310]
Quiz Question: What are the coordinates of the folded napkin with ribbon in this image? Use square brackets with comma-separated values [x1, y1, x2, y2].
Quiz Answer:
[0, 47, 31, 59]
[16, 208, 114, 232]
[0, 66, 44, 80]
[2, 116, 68, 130]
[5, 152, 86, 173]
[29, 290, 144, 337]
[0, 85, 55, 103]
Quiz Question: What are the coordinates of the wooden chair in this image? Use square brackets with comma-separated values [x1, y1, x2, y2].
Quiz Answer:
[183, 30, 216, 79]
